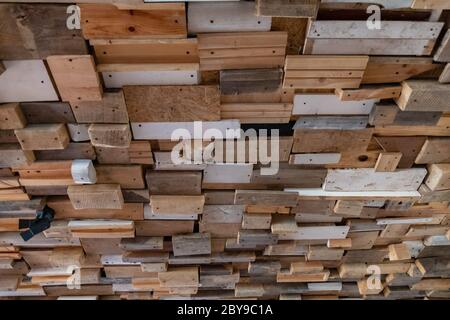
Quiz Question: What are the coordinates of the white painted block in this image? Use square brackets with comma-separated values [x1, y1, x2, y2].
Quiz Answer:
[203, 164, 253, 183]
[67, 123, 90, 142]
[293, 95, 376, 115]
[188, 1, 271, 34]
[323, 168, 427, 192]
[290, 153, 341, 165]
[0, 60, 59, 103]
[102, 70, 200, 88]
[131, 120, 241, 140]
[71, 160, 97, 184]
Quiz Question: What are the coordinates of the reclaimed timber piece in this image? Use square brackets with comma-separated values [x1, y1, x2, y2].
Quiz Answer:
[68, 220, 134, 238]
[35, 143, 95, 161]
[46, 55, 102, 102]
[256, 0, 319, 17]
[336, 85, 402, 101]
[412, 0, 450, 8]
[14, 124, 69, 150]
[362, 57, 439, 84]
[388, 243, 412, 261]
[150, 195, 205, 214]
[0, 4, 87, 60]
[146, 171, 201, 195]
[80, 3, 187, 39]
[220, 69, 282, 95]
[124, 85, 220, 122]
[374, 136, 426, 169]
[220, 103, 293, 123]
[197, 32, 287, 71]
[292, 129, 373, 153]
[277, 269, 330, 282]
[323, 168, 426, 192]
[438, 63, 450, 83]
[284, 55, 368, 89]
[0, 103, 26, 130]
[434, 28, 450, 62]
[20, 102, 75, 124]
[95, 141, 152, 165]
[369, 103, 442, 126]
[374, 152, 402, 172]
[234, 190, 298, 206]
[294, 116, 368, 130]
[425, 164, 450, 191]
[0, 60, 59, 103]
[172, 233, 211, 256]
[67, 184, 124, 210]
[289, 153, 341, 165]
[91, 38, 198, 64]
[203, 164, 253, 184]
[242, 213, 271, 230]
[415, 137, 450, 164]
[304, 21, 443, 55]
[0, 144, 34, 169]
[188, 2, 271, 34]
[333, 200, 364, 216]
[395, 80, 450, 112]
[95, 165, 144, 189]
[275, 225, 350, 241]
[158, 267, 199, 288]
[88, 124, 131, 148]
[418, 184, 450, 203]
[70, 91, 128, 124]
[293, 94, 375, 115]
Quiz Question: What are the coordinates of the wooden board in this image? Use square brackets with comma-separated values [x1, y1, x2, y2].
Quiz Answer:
[67, 184, 124, 210]
[21, 102, 76, 124]
[234, 190, 298, 206]
[256, 0, 319, 17]
[124, 85, 220, 122]
[197, 32, 287, 71]
[323, 168, 427, 192]
[203, 164, 253, 184]
[0, 4, 87, 59]
[70, 91, 128, 124]
[374, 136, 426, 168]
[46, 55, 102, 102]
[220, 69, 282, 95]
[0, 103, 26, 130]
[188, 2, 271, 34]
[284, 55, 368, 89]
[434, 28, 450, 62]
[80, 3, 187, 39]
[146, 171, 202, 195]
[102, 69, 199, 88]
[150, 195, 205, 215]
[88, 124, 131, 148]
[415, 137, 450, 164]
[336, 85, 402, 101]
[293, 94, 375, 115]
[35, 143, 96, 161]
[95, 165, 145, 189]
[172, 233, 211, 256]
[0, 60, 58, 103]
[14, 124, 70, 151]
[395, 80, 450, 112]
[425, 164, 450, 191]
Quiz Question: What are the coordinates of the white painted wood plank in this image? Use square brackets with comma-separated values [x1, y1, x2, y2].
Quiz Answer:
[308, 21, 443, 39]
[377, 217, 439, 225]
[276, 226, 350, 240]
[67, 123, 90, 142]
[290, 153, 341, 165]
[188, 2, 271, 34]
[308, 282, 343, 291]
[323, 168, 427, 192]
[0, 60, 58, 103]
[293, 116, 368, 130]
[321, 0, 413, 8]
[293, 94, 375, 115]
[285, 188, 421, 200]
[154, 152, 207, 171]
[102, 70, 199, 88]
[203, 164, 253, 183]
[131, 120, 241, 140]
[306, 38, 434, 56]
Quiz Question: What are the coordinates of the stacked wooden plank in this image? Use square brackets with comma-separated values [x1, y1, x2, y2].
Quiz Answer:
[0, 0, 450, 301]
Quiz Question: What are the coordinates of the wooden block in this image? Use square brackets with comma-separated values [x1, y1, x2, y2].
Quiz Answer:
[172, 233, 211, 256]
[88, 124, 131, 148]
[415, 137, 450, 164]
[146, 171, 201, 195]
[95, 165, 144, 189]
[67, 184, 124, 210]
[124, 85, 220, 122]
[434, 29, 450, 62]
[197, 32, 287, 71]
[412, 0, 450, 9]
[0, 60, 59, 103]
[438, 63, 450, 83]
[68, 220, 134, 238]
[150, 195, 205, 214]
[203, 164, 253, 184]
[327, 238, 352, 249]
[234, 190, 298, 206]
[91, 38, 198, 64]
[388, 243, 412, 261]
[0, 4, 86, 60]
[304, 21, 443, 56]
[35, 143, 96, 161]
[293, 116, 368, 130]
[80, 4, 187, 40]
[357, 278, 383, 295]
[333, 200, 364, 216]
[369, 103, 442, 126]
[120, 237, 163, 251]
[256, 0, 319, 17]
[220, 102, 292, 123]
[323, 168, 426, 192]
[293, 94, 375, 116]
[242, 213, 271, 230]
[336, 85, 402, 101]
[411, 279, 450, 291]
[375, 136, 426, 169]
[158, 267, 199, 288]
[15, 124, 69, 150]
[374, 152, 402, 172]
[220, 69, 282, 95]
[362, 57, 439, 84]
[237, 230, 278, 245]
[418, 184, 450, 203]
[395, 80, 450, 112]
[307, 245, 344, 261]
[293, 129, 373, 153]
[277, 270, 329, 282]
[0, 103, 26, 130]
[135, 220, 194, 237]
[188, 2, 271, 34]
[71, 160, 96, 184]
[0, 144, 34, 168]
[141, 263, 167, 273]
[425, 164, 450, 191]
[290, 261, 323, 274]
[289, 153, 341, 165]
[21, 102, 75, 124]
[284, 55, 368, 89]
[70, 91, 128, 124]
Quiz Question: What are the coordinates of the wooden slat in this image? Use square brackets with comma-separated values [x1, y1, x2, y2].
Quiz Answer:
[67, 184, 124, 209]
